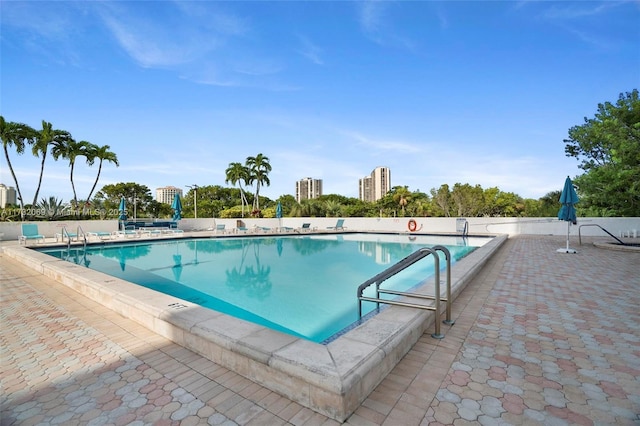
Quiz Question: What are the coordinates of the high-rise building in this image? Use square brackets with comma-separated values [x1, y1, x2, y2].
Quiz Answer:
[371, 166, 391, 201]
[0, 183, 17, 208]
[359, 176, 373, 202]
[359, 166, 391, 202]
[296, 178, 323, 202]
[156, 186, 183, 204]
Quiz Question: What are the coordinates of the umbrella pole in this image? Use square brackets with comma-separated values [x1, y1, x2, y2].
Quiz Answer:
[558, 221, 578, 254]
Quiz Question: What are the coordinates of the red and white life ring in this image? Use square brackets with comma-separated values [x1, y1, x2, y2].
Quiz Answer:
[408, 219, 418, 232]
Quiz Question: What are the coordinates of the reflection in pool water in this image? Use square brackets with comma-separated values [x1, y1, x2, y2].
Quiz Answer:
[40, 233, 482, 342]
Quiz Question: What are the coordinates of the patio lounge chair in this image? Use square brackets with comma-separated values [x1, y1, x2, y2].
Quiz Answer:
[214, 224, 227, 234]
[55, 227, 78, 242]
[297, 223, 315, 233]
[163, 228, 184, 235]
[115, 226, 139, 238]
[327, 219, 345, 231]
[19, 224, 46, 245]
[86, 231, 113, 241]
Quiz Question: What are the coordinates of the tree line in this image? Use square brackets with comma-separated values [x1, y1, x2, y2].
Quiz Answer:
[2, 89, 638, 221]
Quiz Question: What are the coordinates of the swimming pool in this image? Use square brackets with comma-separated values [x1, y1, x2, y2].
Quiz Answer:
[39, 233, 485, 343]
[6, 230, 505, 421]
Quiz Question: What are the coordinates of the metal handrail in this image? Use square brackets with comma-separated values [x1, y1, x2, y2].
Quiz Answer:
[357, 246, 451, 339]
[375, 245, 453, 324]
[432, 245, 453, 325]
[456, 218, 469, 236]
[61, 226, 72, 251]
[61, 225, 87, 252]
[578, 224, 625, 246]
[77, 225, 87, 249]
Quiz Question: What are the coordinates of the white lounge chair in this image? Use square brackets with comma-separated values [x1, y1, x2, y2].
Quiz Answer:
[86, 231, 113, 241]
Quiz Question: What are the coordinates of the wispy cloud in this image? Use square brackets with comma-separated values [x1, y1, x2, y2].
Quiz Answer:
[96, 3, 221, 68]
[358, 1, 386, 34]
[356, 1, 417, 51]
[531, 1, 631, 49]
[343, 131, 424, 154]
[95, 2, 296, 89]
[539, 2, 624, 20]
[296, 35, 324, 65]
[0, 2, 83, 66]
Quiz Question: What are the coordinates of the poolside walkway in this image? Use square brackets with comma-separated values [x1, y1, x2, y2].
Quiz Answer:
[1, 235, 639, 425]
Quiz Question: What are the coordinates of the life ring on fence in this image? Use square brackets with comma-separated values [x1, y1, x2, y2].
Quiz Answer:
[407, 219, 418, 232]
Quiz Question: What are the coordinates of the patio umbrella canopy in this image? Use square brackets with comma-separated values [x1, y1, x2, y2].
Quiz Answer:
[171, 193, 183, 221]
[276, 201, 282, 218]
[557, 176, 579, 253]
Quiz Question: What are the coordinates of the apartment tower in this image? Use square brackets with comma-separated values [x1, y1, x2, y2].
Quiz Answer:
[0, 183, 17, 208]
[296, 178, 323, 202]
[155, 186, 183, 204]
[359, 166, 391, 202]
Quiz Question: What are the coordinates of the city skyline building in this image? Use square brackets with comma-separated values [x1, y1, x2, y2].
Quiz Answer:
[295, 177, 323, 203]
[155, 186, 183, 204]
[359, 166, 391, 202]
[359, 176, 373, 202]
[0, 183, 17, 208]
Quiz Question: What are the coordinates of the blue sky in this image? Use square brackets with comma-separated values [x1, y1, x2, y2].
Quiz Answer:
[1, 1, 639, 205]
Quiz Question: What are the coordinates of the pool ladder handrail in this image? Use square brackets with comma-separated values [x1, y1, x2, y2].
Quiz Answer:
[456, 218, 469, 236]
[357, 245, 453, 339]
[62, 225, 87, 251]
[578, 223, 626, 246]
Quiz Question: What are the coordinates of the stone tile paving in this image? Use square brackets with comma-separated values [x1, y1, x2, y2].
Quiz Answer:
[0, 278, 233, 426]
[422, 236, 640, 425]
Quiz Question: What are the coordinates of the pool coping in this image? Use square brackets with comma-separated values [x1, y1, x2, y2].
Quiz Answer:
[1, 232, 507, 421]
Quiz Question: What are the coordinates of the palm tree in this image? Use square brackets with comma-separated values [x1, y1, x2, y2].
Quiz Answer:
[393, 186, 412, 216]
[245, 153, 271, 213]
[31, 121, 72, 208]
[56, 138, 91, 210]
[86, 144, 119, 205]
[0, 116, 37, 219]
[225, 162, 250, 217]
[37, 196, 65, 220]
[324, 200, 343, 217]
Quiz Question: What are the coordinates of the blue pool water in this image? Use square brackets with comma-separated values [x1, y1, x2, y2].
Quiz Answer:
[39, 233, 484, 343]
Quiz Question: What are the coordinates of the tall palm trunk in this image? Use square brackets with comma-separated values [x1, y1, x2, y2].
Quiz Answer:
[31, 151, 48, 208]
[3, 146, 26, 220]
[238, 184, 249, 217]
[70, 161, 79, 211]
[254, 182, 261, 211]
[86, 160, 103, 205]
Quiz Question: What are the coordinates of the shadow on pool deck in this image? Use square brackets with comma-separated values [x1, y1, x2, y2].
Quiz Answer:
[1, 234, 639, 425]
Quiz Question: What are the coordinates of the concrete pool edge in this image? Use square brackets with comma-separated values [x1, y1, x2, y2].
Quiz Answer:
[2, 233, 507, 421]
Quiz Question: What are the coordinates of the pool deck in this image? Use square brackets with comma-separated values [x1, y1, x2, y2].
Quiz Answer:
[1, 234, 639, 425]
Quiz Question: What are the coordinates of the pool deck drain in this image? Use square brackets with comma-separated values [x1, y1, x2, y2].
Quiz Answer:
[2, 234, 639, 425]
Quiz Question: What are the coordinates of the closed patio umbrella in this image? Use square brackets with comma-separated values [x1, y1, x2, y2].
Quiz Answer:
[276, 201, 282, 231]
[557, 176, 579, 253]
[118, 197, 127, 230]
[171, 193, 183, 221]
